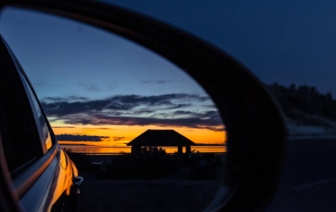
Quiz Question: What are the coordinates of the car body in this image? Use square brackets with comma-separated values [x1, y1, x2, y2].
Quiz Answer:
[0, 35, 83, 211]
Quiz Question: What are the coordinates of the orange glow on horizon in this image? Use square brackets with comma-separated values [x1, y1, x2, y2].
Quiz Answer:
[52, 124, 226, 146]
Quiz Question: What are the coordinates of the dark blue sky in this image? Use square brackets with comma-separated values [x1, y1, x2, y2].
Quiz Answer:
[0, 7, 206, 99]
[104, 0, 336, 95]
[0, 6, 225, 135]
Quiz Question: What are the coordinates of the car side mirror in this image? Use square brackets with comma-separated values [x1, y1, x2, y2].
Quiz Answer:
[0, 1, 287, 211]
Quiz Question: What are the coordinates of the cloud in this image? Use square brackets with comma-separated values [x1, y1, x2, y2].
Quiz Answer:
[43, 96, 90, 102]
[41, 93, 224, 131]
[56, 134, 109, 141]
[52, 126, 113, 130]
[113, 136, 125, 141]
[41, 93, 210, 116]
[53, 110, 224, 131]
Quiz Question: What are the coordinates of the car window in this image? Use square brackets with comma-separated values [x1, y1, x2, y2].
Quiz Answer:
[18, 71, 53, 152]
[0, 42, 42, 175]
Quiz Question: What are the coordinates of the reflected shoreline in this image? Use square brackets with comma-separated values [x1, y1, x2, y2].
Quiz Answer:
[61, 145, 226, 154]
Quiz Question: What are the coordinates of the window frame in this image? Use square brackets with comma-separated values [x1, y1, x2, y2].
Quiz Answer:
[0, 37, 43, 175]
[18, 67, 54, 153]
[0, 36, 59, 198]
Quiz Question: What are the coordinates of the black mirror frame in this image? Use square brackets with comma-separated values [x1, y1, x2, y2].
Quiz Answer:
[0, 0, 287, 211]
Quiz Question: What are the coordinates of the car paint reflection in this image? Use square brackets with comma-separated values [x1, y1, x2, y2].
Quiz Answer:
[20, 146, 79, 211]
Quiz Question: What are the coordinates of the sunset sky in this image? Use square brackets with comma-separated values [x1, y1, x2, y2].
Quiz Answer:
[1, 1, 334, 146]
[0, 7, 226, 145]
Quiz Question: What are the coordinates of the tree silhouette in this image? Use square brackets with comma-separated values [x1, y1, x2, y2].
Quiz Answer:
[268, 83, 336, 125]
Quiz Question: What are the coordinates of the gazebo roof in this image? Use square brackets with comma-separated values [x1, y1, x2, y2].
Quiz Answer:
[127, 129, 196, 146]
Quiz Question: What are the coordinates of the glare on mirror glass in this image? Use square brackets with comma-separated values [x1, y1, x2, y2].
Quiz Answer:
[0, 7, 227, 211]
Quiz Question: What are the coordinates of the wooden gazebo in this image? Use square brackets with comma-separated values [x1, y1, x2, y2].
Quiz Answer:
[127, 129, 196, 155]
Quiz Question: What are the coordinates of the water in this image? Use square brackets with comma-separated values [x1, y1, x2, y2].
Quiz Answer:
[61, 145, 226, 154]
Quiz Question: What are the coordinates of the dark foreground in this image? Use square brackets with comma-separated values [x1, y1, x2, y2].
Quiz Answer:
[79, 168, 221, 212]
[80, 179, 219, 212]
[266, 138, 336, 211]
[77, 138, 336, 211]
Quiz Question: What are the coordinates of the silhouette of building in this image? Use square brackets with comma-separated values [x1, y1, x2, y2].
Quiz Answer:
[127, 129, 196, 155]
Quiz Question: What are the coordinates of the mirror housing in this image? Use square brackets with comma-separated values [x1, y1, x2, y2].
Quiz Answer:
[0, 0, 287, 211]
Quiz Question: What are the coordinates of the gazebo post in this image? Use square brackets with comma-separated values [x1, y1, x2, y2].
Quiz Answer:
[186, 145, 191, 155]
[178, 145, 183, 154]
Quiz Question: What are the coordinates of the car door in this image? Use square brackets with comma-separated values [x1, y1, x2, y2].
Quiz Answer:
[0, 36, 81, 212]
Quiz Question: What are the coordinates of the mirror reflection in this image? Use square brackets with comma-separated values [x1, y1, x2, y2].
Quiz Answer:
[0, 7, 227, 211]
